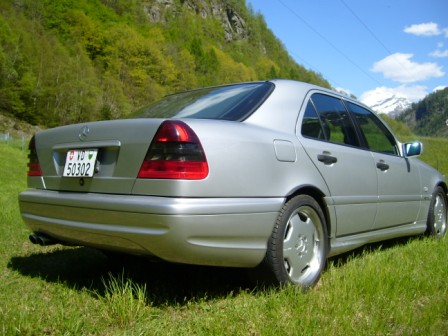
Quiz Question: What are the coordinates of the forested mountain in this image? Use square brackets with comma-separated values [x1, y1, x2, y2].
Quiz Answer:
[397, 88, 448, 138]
[0, 0, 330, 128]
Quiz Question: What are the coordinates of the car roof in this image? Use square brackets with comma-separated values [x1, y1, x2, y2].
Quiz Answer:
[246, 79, 373, 133]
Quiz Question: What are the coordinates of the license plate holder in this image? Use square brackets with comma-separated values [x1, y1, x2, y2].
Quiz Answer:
[63, 149, 98, 177]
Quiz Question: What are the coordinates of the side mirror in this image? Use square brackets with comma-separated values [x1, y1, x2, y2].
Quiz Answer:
[403, 141, 423, 157]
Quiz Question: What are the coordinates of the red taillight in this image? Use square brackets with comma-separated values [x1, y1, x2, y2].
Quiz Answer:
[27, 136, 42, 176]
[138, 120, 209, 180]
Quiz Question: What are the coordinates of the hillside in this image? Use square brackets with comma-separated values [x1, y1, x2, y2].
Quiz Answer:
[397, 88, 448, 138]
[0, 0, 329, 128]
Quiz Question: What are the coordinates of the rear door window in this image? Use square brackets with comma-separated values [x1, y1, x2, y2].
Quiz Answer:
[301, 101, 328, 140]
[302, 93, 360, 147]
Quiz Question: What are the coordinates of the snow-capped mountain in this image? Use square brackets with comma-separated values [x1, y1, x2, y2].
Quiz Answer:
[361, 91, 412, 117]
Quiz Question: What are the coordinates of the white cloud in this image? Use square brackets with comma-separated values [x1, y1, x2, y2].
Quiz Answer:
[430, 49, 448, 58]
[360, 85, 428, 105]
[434, 85, 447, 92]
[371, 53, 444, 83]
[404, 22, 441, 36]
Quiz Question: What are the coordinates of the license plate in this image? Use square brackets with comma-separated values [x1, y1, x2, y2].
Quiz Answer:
[63, 149, 98, 177]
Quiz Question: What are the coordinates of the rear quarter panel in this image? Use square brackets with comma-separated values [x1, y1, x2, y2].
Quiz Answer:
[131, 120, 330, 198]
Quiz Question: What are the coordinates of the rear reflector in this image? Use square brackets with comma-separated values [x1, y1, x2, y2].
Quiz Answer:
[138, 120, 209, 179]
[27, 136, 42, 176]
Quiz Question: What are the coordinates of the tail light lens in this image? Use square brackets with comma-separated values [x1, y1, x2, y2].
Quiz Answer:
[138, 120, 209, 179]
[27, 135, 42, 176]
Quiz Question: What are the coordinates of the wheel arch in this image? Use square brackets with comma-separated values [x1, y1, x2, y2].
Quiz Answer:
[438, 181, 447, 196]
[285, 185, 331, 241]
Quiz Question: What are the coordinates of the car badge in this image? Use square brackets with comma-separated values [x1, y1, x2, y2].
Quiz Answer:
[79, 126, 90, 141]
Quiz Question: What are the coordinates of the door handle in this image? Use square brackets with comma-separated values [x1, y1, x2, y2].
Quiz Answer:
[376, 161, 389, 171]
[318, 153, 337, 165]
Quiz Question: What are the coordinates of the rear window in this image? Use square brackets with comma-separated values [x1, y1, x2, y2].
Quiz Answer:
[130, 82, 274, 121]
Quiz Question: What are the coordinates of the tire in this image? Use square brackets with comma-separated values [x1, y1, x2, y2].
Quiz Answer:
[260, 195, 328, 289]
[426, 186, 447, 238]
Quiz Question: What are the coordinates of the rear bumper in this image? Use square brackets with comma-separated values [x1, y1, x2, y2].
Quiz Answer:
[19, 189, 284, 267]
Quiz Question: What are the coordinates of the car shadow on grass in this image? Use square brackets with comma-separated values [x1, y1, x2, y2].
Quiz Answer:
[7, 236, 422, 306]
[7, 246, 255, 306]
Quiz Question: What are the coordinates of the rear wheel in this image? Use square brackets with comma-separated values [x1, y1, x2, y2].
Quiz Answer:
[261, 195, 328, 289]
[427, 186, 447, 238]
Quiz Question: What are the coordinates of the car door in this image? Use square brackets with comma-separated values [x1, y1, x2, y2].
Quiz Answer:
[346, 102, 421, 229]
[299, 93, 378, 236]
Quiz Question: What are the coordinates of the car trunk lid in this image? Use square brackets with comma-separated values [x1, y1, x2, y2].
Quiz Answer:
[32, 119, 163, 194]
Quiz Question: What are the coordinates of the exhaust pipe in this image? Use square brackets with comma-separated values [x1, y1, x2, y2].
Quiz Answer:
[29, 233, 57, 246]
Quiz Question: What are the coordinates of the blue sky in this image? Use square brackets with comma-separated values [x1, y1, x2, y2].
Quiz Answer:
[246, 0, 448, 105]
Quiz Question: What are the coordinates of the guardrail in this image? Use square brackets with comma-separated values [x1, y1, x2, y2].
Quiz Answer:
[0, 133, 28, 150]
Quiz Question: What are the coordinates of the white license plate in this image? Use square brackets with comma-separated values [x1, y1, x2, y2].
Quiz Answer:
[63, 149, 98, 177]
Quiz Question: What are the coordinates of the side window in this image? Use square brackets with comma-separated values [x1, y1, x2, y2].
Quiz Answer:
[347, 102, 399, 155]
[301, 101, 328, 140]
[310, 94, 360, 147]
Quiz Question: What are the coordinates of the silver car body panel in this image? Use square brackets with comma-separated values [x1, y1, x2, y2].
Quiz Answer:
[19, 79, 446, 267]
[20, 189, 284, 267]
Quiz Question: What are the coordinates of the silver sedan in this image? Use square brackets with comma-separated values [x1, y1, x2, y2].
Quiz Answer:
[19, 80, 447, 288]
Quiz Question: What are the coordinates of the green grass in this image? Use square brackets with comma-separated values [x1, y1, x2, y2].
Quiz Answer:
[419, 137, 448, 176]
[0, 142, 447, 335]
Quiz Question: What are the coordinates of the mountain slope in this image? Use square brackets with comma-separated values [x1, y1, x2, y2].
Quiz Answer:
[361, 91, 411, 117]
[397, 88, 448, 137]
[0, 0, 330, 128]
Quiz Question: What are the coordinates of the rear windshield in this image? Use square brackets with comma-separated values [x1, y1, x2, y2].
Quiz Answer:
[130, 82, 274, 121]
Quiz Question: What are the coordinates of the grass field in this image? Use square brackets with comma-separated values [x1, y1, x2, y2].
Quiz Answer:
[0, 141, 447, 335]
